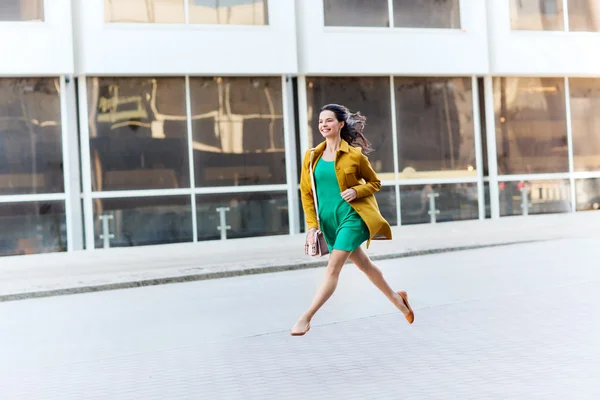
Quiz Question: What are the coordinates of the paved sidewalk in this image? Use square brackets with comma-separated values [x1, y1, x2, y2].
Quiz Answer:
[1, 212, 599, 301]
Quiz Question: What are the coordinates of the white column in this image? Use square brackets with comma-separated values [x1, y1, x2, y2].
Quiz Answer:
[389, 75, 402, 225]
[483, 76, 500, 219]
[60, 75, 84, 251]
[77, 76, 96, 250]
[564, 77, 577, 212]
[282, 75, 300, 234]
[472, 76, 486, 220]
[184, 75, 198, 241]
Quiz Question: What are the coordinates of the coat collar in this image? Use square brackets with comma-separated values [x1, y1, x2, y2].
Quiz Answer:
[313, 139, 350, 155]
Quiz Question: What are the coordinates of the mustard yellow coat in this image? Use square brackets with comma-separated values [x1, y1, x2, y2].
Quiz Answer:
[300, 139, 392, 248]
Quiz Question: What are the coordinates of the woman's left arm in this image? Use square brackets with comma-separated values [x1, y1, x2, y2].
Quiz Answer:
[354, 154, 382, 198]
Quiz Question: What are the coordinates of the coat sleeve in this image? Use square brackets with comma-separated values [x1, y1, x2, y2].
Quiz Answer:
[353, 153, 382, 199]
[300, 149, 319, 230]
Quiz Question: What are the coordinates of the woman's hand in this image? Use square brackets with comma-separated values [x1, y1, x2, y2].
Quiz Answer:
[341, 188, 357, 202]
[306, 228, 317, 244]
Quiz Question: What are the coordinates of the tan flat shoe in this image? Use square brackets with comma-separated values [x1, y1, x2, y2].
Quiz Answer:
[398, 291, 414, 324]
[290, 323, 310, 336]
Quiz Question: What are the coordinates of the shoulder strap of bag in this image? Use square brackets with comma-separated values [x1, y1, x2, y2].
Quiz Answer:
[309, 150, 321, 229]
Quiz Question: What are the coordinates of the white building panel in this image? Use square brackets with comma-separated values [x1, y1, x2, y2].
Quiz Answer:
[488, 0, 600, 76]
[295, 0, 489, 75]
[0, 0, 74, 75]
[73, 0, 298, 75]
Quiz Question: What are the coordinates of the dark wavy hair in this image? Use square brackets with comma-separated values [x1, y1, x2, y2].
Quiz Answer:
[320, 104, 373, 154]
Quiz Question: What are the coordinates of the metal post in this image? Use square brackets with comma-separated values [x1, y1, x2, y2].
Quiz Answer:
[520, 187, 529, 216]
[216, 207, 231, 240]
[427, 193, 440, 223]
[98, 214, 114, 249]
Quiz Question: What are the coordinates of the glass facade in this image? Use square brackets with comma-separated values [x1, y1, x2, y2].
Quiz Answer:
[511, 0, 564, 31]
[569, 0, 600, 31]
[4, 2, 600, 258]
[306, 77, 394, 178]
[323, 0, 389, 27]
[93, 196, 193, 248]
[0, 78, 63, 195]
[499, 180, 571, 216]
[0, 0, 44, 21]
[190, 77, 285, 187]
[189, 0, 268, 25]
[511, 0, 600, 31]
[87, 77, 190, 191]
[395, 77, 476, 180]
[0, 201, 66, 256]
[569, 78, 600, 171]
[493, 77, 569, 175]
[400, 183, 479, 225]
[393, 0, 460, 29]
[323, 0, 460, 28]
[105, 0, 269, 25]
[575, 178, 600, 211]
[196, 191, 288, 240]
[104, 0, 185, 23]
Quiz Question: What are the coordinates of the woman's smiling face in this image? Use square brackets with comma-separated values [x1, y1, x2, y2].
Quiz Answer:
[319, 110, 344, 139]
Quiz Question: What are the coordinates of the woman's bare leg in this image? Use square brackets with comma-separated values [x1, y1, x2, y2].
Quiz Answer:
[290, 249, 351, 334]
[348, 247, 410, 316]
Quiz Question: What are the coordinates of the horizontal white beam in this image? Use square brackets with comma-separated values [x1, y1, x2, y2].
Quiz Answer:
[572, 171, 600, 180]
[497, 173, 571, 182]
[397, 177, 479, 186]
[0, 193, 66, 203]
[90, 189, 193, 199]
[194, 185, 289, 194]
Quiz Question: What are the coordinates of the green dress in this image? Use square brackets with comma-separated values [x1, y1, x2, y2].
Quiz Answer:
[314, 158, 370, 252]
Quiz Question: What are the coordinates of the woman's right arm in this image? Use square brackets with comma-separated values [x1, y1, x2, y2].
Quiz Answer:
[300, 149, 319, 231]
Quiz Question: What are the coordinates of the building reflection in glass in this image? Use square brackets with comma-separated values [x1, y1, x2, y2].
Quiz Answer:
[510, 0, 564, 31]
[499, 180, 571, 216]
[306, 77, 394, 177]
[189, 0, 268, 25]
[395, 77, 476, 180]
[190, 77, 285, 187]
[494, 77, 569, 175]
[0, 78, 63, 195]
[0, 201, 66, 256]
[568, 0, 600, 31]
[87, 77, 190, 193]
[104, 0, 185, 23]
[0, 0, 44, 21]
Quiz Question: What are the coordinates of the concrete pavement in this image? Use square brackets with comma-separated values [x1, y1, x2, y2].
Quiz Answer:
[0, 237, 598, 399]
[1, 212, 600, 301]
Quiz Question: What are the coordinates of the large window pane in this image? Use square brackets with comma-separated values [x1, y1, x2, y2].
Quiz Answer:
[493, 78, 568, 175]
[104, 0, 185, 23]
[87, 77, 189, 191]
[0, 201, 66, 256]
[375, 186, 397, 226]
[499, 180, 571, 216]
[0, 0, 43, 21]
[323, 0, 389, 27]
[393, 0, 460, 29]
[189, 0, 268, 25]
[190, 77, 285, 187]
[400, 183, 479, 225]
[575, 178, 600, 211]
[197, 191, 288, 240]
[569, 78, 600, 171]
[93, 196, 192, 248]
[306, 77, 395, 179]
[510, 0, 564, 30]
[395, 77, 476, 180]
[0, 78, 63, 195]
[568, 0, 600, 31]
